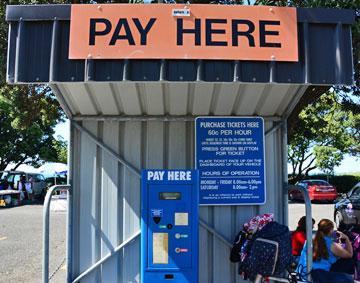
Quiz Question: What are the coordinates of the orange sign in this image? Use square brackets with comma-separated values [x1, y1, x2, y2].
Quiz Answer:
[69, 4, 298, 61]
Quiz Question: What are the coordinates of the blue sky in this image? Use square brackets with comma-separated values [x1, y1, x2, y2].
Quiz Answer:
[54, 119, 359, 174]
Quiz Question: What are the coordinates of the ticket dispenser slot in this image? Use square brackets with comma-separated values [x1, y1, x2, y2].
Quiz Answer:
[141, 170, 199, 283]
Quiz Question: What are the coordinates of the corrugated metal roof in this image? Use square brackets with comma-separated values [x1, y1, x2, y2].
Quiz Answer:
[51, 82, 307, 118]
[5, 5, 355, 119]
[6, 5, 354, 85]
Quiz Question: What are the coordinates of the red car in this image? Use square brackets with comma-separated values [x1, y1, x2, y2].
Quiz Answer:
[289, 179, 338, 202]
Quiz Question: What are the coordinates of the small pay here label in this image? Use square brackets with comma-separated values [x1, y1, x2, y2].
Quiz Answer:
[147, 170, 192, 181]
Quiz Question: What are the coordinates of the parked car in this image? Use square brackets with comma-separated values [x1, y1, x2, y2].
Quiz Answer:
[2, 171, 48, 198]
[288, 179, 338, 202]
[334, 182, 360, 229]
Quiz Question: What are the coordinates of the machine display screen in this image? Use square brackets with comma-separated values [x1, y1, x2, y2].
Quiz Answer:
[159, 192, 181, 200]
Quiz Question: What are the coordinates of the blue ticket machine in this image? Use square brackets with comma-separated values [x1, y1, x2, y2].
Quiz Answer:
[141, 170, 199, 283]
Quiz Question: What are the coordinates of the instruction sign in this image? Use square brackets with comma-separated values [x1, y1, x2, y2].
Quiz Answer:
[195, 117, 266, 205]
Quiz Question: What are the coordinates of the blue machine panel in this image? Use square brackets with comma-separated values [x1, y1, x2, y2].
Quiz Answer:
[141, 170, 199, 283]
[195, 117, 266, 205]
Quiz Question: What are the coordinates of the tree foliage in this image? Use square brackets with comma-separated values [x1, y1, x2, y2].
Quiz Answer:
[0, 0, 69, 171]
[288, 92, 360, 181]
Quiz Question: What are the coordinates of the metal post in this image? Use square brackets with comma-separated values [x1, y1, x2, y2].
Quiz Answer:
[281, 121, 289, 226]
[302, 186, 313, 282]
[66, 122, 75, 283]
[43, 191, 50, 283]
[287, 185, 313, 281]
[43, 185, 71, 283]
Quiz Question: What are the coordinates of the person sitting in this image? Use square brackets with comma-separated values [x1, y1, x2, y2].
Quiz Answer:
[297, 218, 354, 283]
[292, 216, 315, 258]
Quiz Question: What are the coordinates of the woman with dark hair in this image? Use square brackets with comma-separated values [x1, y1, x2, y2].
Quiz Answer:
[292, 216, 315, 257]
[298, 219, 354, 283]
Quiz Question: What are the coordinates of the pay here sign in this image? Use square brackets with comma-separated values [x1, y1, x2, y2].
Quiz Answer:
[195, 117, 266, 205]
[69, 4, 298, 61]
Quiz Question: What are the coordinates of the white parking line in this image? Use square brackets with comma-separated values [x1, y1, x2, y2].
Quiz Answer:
[0, 236, 7, 241]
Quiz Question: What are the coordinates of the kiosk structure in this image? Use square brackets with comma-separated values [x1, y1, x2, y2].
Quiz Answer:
[5, 4, 355, 283]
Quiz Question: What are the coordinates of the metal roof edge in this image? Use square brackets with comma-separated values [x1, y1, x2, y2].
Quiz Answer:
[6, 4, 71, 21]
[297, 7, 355, 24]
[6, 4, 355, 25]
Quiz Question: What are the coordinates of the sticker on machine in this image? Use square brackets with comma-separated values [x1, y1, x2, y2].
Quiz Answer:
[175, 212, 189, 226]
[151, 209, 163, 217]
[153, 233, 169, 264]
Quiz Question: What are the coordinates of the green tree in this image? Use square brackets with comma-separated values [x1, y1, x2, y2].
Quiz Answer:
[313, 146, 342, 176]
[52, 137, 68, 164]
[0, 0, 70, 171]
[288, 92, 360, 181]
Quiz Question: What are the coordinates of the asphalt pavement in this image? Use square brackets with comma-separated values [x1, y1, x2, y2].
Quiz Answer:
[0, 201, 335, 283]
[0, 202, 66, 283]
[288, 201, 335, 230]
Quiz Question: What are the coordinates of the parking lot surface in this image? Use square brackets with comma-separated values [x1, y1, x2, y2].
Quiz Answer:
[288, 202, 334, 230]
[0, 201, 334, 282]
[0, 203, 66, 283]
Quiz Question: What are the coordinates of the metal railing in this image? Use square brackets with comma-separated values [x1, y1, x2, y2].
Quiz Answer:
[71, 230, 141, 283]
[43, 185, 71, 283]
[254, 185, 313, 283]
[290, 184, 313, 283]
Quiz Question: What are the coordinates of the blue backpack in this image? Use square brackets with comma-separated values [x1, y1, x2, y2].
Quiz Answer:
[239, 221, 293, 280]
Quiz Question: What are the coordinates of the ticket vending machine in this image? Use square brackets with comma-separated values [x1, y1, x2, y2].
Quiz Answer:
[141, 170, 199, 283]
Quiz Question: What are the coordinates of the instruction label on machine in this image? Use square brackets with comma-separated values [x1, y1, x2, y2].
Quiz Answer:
[152, 233, 169, 264]
[195, 117, 266, 205]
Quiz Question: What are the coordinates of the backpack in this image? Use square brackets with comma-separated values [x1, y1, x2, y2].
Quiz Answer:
[230, 213, 274, 264]
[238, 221, 293, 281]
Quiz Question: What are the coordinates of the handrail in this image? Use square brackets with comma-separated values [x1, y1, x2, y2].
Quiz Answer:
[43, 184, 71, 283]
[199, 219, 233, 248]
[72, 121, 141, 177]
[255, 185, 313, 283]
[71, 230, 141, 283]
[288, 184, 313, 282]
